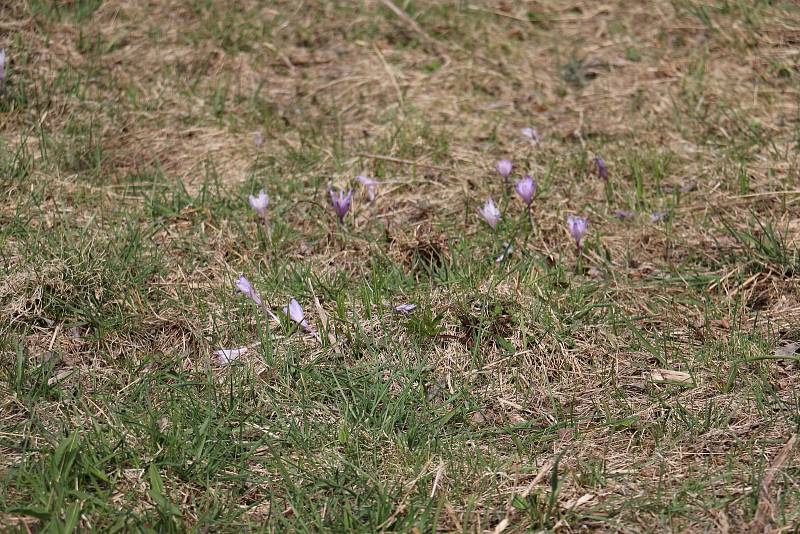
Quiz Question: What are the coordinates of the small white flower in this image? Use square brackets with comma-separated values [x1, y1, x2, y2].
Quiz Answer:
[214, 347, 248, 366]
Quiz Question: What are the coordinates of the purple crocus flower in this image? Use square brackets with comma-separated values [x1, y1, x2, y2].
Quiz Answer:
[235, 276, 262, 306]
[254, 131, 263, 148]
[248, 190, 269, 217]
[593, 157, 608, 180]
[566, 215, 589, 252]
[283, 298, 313, 332]
[0, 49, 5, 89]
[521, 127, 541, 145]
[479, 198, 501, 229]
[496, 160, 512, 179]
[329, 187, 353, 223]
[514, 175, 536, 206]
[356, 175, 378, 203]
[394, 303, 416, 314]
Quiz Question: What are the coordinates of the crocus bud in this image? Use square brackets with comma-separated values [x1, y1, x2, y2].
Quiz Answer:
[593, 157, 608, 180]
[235, 276, 262, 306]
[329, 187, 353, 223]
[254, 132, 263, 148]
[479, 198, 501, 229]
[514, 175, 536, 206]
[394, 303, 416, 314]
[248, 190, 269, 217]
[356, 175, 378, 203]
[521, 127, 540, 145]
[566, 215, 589, 252]
[284, 298, 313, 332]
[496, 160, 513, 179]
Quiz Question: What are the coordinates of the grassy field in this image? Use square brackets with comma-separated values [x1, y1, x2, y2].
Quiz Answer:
[2, 0, 800, 531]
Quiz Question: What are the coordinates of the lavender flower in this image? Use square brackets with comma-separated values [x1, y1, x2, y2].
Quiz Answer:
[479, 198, 501, 229]
[235, 276, 262, 306]
[521, 127, 541, 145]
[394, 303, 416, 314]
[496, 160, 512, 179]
[593, 157, 608, 180]
[0, 49, 5, 89]
[514, 175, 536, 206]
[283, 298, 313, 332]
[566, 215, 589, 252]
[214, 347, 248, 366]
[254, 131, 263, 148]
[329, 187, 353, 223]
[356, 175, 378, 203]
[248, 190, 269, 218]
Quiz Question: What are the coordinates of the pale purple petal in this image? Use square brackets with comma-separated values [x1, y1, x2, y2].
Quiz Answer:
[285, 298, 313, 332]
[288, 298, 304, 323]
[479, 198, 501, 229]
[496, 160, 513, 179]
[521, 127, 540, 144]
[0, 49, 5, 88]
[357, 175, 378, 202]
[214, 346, 248, 366]
[514, 176, 536, 206]
[248, 190, 269, 217]
[394, 303, 416, 314]
[235, 276, 262, 306]
[650, 211, 670, 223]
[254, 131, 263, 147]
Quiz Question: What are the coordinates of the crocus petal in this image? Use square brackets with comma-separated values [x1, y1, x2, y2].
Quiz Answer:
[0, 49, 5, 88]
[248, 190, 269, 217]
[593, 157, 608, 180]
[214, 347, 248, 366]
[288, 298, 305, 323]
[521, 127, 540, 144]
[285, 298, 313, 332]
[254, 132, 263, 147]
[357, 176, 379, 202]
[650, 211, 669, 223]
[394, 304, 416, 314]
[235, 276, 262, 306]
[479, 198, 501, 229]
[496, 160, 513, 179]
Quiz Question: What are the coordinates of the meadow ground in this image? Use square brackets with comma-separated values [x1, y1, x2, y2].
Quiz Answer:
[2, 0, 800, 532]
